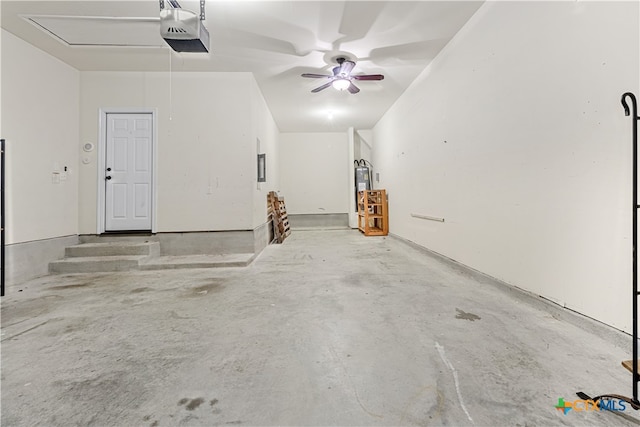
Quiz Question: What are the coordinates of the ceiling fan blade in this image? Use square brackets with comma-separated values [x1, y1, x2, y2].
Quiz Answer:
[347, 82, 360, 94]
[311, 82, 333, 93]
[365, 39, 450, 65]
[337, 2, 386, 45]
[302, 73, 332, 79]
[352, 74, 385, 81]
[213, 27, 310, 57]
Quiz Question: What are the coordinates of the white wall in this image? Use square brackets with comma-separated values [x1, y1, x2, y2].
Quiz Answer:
[1, 29, 79, 244]
[355, 130, 373, 167]
[250, 77, 280, 229]
[373, 1, 639, 332]
[279, 132, 349, 215]
[80, 71, 259, 233]
[350, 129, 374, 226]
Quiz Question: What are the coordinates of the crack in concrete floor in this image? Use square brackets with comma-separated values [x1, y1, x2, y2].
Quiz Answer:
[1, 230, 639, 426]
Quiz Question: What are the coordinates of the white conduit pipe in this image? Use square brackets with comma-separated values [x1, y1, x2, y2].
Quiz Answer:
[411, 213, 445, 223]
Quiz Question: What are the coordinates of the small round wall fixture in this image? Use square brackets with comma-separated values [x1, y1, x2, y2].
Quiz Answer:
[83, 142, 95, 152]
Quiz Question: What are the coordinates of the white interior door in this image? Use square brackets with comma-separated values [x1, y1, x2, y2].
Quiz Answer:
[105, 113, 153, 231]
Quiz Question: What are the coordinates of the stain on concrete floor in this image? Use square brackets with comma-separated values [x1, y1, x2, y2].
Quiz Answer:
[455, 308, 481, 321]
[1, 230, 638, 426]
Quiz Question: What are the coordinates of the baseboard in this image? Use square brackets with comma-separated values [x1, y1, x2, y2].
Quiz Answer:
[253, 221, 271, 254]
[389, 232, 630, 349]
[4, 235, 79, 285]
[287, 213, 349, 230]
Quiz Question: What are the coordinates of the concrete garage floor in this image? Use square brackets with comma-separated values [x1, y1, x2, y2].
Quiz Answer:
[1, 230, 640, 426]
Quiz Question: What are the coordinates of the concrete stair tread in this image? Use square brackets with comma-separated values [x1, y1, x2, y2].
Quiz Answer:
[50, 255, 149, 273]
[51, 240, 253, 273]
[141, 253, 254, 270]
[65, 241, 160, 258]
[52, 255, 148, 263]
[67, 242, 155, 248]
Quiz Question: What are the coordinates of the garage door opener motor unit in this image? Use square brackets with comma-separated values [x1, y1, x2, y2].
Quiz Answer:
[159, 0, 210, 53]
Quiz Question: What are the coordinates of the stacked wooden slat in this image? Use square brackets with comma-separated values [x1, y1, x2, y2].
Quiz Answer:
[267, 191, 291, 243]
[278, 197, 291, 239]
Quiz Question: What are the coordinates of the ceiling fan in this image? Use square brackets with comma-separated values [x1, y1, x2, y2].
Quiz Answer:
[301, 57, 384, 94]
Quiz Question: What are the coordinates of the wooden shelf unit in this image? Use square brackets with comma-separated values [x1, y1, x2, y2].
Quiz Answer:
[357, 189, 388, 236]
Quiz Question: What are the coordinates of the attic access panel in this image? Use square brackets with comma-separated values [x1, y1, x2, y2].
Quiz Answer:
[23, 15, 164, 47]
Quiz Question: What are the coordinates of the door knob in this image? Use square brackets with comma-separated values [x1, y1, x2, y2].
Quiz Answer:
[106, 176, 112, 180]
[106, 167, 112, 172]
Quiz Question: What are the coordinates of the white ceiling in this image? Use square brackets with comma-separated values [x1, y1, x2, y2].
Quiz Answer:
[1, 1, 483, 132]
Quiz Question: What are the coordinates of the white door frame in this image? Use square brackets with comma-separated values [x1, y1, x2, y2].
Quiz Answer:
[97, 108, 158, 234]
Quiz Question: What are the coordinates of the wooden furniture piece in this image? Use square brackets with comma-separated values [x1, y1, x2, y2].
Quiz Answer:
[357, 189, 388, 236]
[267, 191, 291, 243]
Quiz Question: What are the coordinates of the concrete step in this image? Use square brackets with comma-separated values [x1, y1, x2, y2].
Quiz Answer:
[140, 253, 255, 270]
[65, 241, 160, 258]
[51, 240, 253, 273]
[79, 234, 156, 244]
[49, 256, 148, 273]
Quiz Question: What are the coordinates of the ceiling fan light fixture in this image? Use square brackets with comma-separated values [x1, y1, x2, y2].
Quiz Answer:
[302, 59, 383, 94]
[332, 78, 351, 91]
